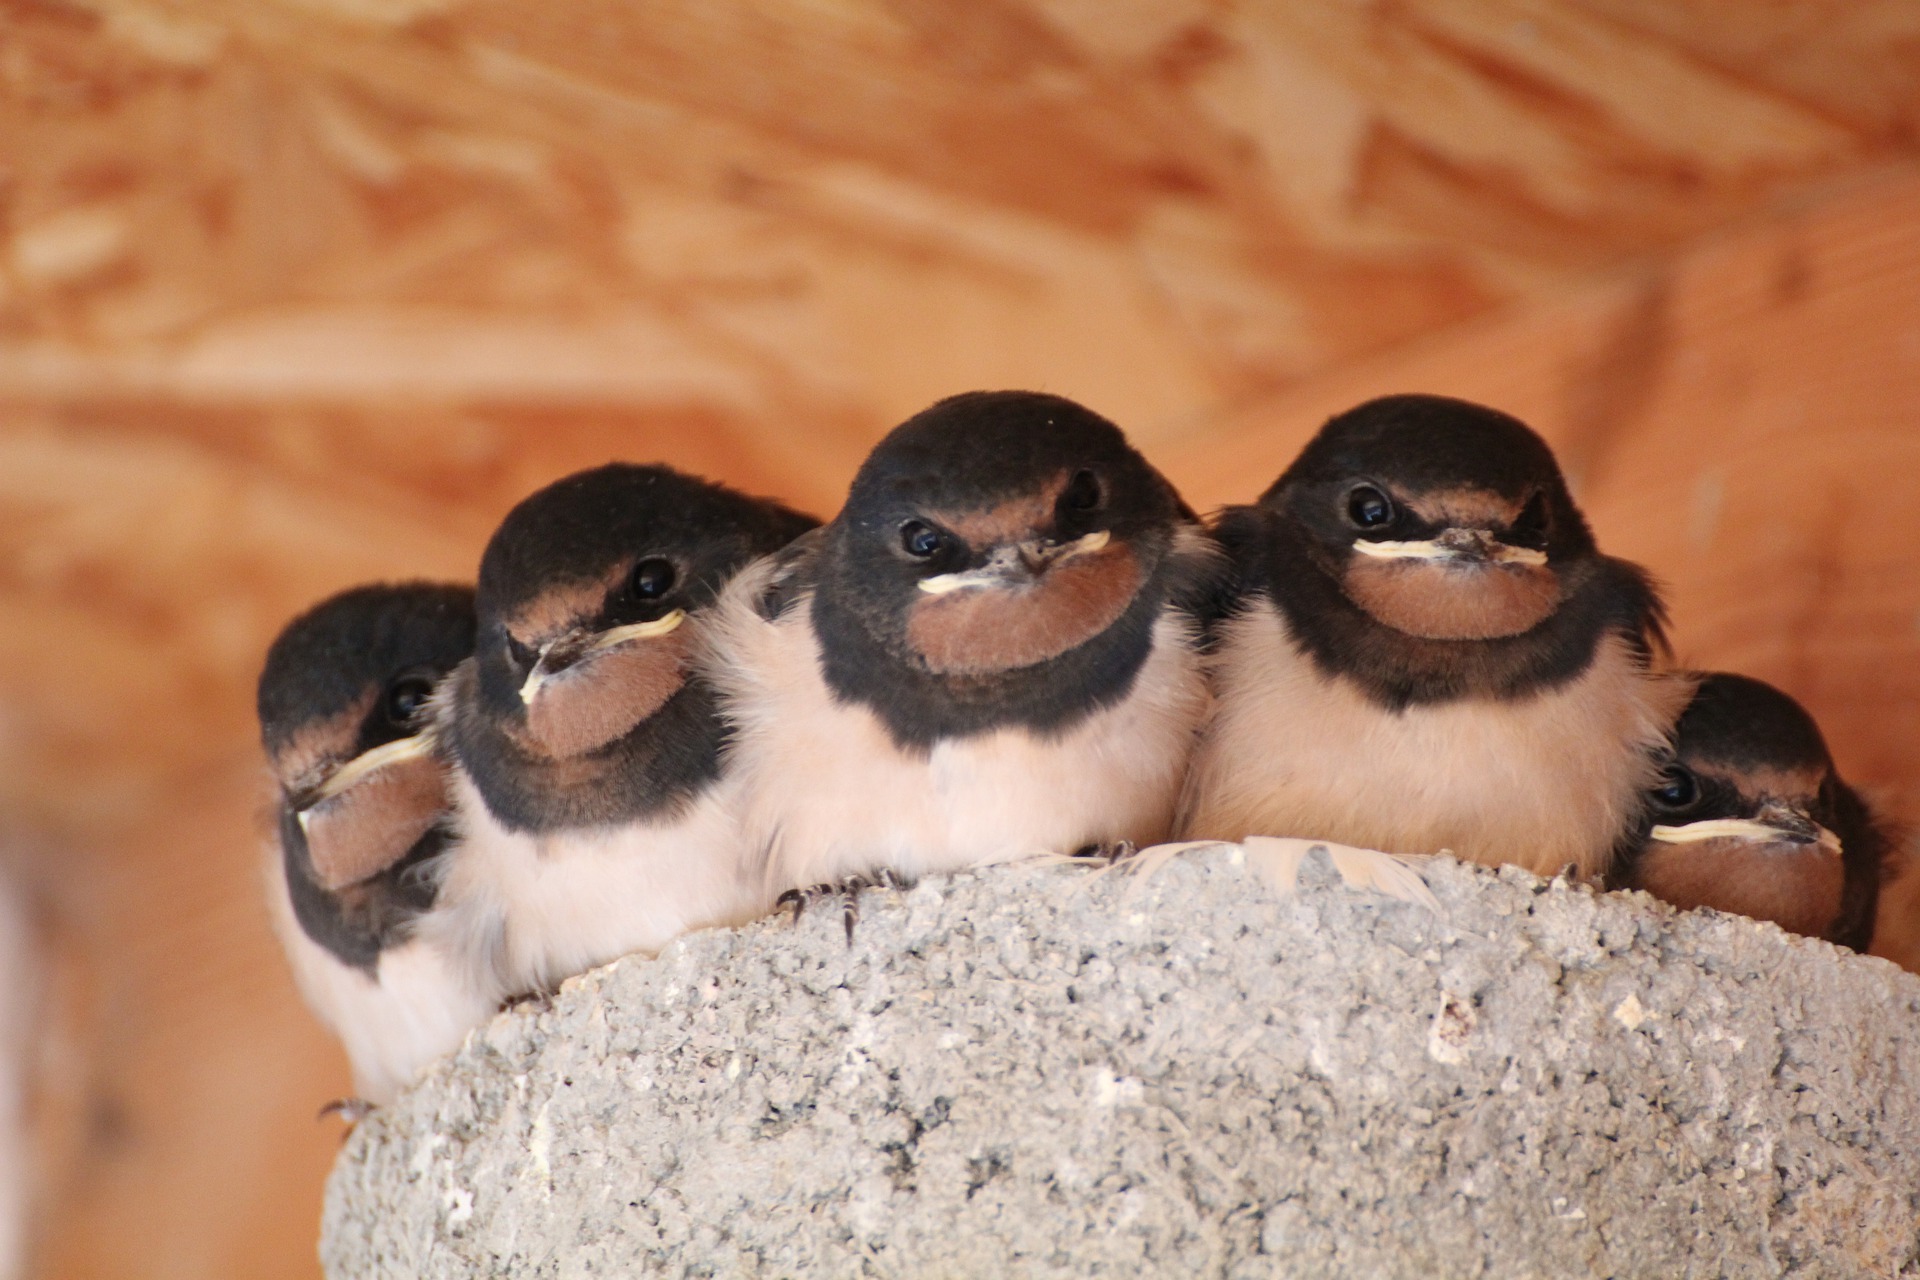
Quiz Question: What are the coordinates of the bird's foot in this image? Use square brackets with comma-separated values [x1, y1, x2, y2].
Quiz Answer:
[1072, 839, 1137, 866]
[777, 870, 905, 946]
[498, 988, 554, 1016]
[317, 1097, 376, 1131]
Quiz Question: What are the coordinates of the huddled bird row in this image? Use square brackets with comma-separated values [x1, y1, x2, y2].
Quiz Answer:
[257, 391, 1889, 1106]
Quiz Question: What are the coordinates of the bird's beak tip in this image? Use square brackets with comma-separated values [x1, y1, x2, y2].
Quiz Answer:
[518, 640, 556, 706]
[919, 529, 1110, 595]
[519, 610, 687, 702]
[1354, 531, 1545, 567]
[1650, 814, 1842, 856]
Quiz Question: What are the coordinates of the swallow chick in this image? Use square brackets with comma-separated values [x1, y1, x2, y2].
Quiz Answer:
[701, 390, 1222, 903]
[259, 581, 493, 1107]
[435, 464, 817, 998]
[1179, 393, 1689, 880]
[1612, 672, 1885, 951]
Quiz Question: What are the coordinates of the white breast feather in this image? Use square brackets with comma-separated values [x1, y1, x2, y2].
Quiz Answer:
[701, 555, 1213, 895]
[1178, 601, 1688, 878]
[434, 768, 768, 998]
[262, 848, 499, 1105]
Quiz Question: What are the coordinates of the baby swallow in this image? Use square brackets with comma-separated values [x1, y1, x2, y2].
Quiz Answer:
[1613, 672, 1885, 951]
[1179, 393, 1688, 880]
[259, 581, 495, 1106]
[435, 464, 817, 997]
[701, 390, 1222, 901]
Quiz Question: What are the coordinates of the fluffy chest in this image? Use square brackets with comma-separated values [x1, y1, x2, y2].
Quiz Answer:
[263, 846, 495, 1103]
[715, 603, 1210, 890]
[437, 772, 763, 994]
[1183, 604, 1684, 875]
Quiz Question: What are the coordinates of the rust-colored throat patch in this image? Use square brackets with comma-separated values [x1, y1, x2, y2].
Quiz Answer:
[1341, 551, 1561, 641]
[518, 624, 692, 759]
[1629, 837, 1844, 941]
[298, 737, 449, 891]
[906, 539, 1144, 676]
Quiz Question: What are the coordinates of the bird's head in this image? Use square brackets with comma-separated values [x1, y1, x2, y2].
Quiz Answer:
[473, 464, 816, 760]
[1627, 673, 1855, 941]
[819, 390, 1187, 679]
[1264, 394, 1592, 642]
[258, 582, 473, 891]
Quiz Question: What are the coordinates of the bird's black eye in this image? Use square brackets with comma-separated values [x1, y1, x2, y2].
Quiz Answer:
[1346, 485, 1395, 529]
[899, 520, 945, 559]
[383, 672, 437, 729]
[505, 633, 538, 675]
[1510, 491, 1552, 550]
[629, 557, 677, 601]
[1652, 765, 1700, 811]
[1062, 469, 1103, 513]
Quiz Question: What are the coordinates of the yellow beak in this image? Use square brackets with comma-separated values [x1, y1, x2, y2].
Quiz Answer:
[918, 529, 1111, 596]
[518, 608, 687, 705]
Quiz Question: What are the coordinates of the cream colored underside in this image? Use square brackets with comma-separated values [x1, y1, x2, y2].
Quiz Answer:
[262, 846, 498, 1105]
[435, 768, 769, 997]
[1178, 602, 1688, 878]
[702, 557, 1212, 896]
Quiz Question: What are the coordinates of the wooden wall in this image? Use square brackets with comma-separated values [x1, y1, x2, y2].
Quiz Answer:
[4, 1, 1919, 1275]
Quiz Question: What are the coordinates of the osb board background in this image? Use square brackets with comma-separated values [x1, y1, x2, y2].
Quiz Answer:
[2, 1, 1919, 1275]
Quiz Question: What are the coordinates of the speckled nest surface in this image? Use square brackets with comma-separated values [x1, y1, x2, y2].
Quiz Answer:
[322, 848, 1920, 1278]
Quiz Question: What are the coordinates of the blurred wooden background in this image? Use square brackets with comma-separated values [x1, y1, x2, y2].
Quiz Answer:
[4, 1, 1919, 1274]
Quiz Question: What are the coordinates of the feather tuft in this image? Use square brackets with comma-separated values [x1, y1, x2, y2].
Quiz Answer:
[1109, 836, 1438, 912]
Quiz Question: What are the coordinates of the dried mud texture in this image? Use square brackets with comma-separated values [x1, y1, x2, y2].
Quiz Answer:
[321, 849, 1920, 1278]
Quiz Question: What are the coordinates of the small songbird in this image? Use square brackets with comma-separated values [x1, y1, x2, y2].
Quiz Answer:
[259, 581, 493, 1106]
[1179, 393, 1689, 880]
[435, 464, 817, 997]
[702, 390, 1221, 901]
[1612, 672, 1886, 951]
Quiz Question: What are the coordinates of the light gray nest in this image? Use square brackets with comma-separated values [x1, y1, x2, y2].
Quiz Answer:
[323, 847, 1920, 1278]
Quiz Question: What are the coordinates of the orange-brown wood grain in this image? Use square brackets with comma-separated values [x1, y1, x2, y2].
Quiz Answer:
[7, 0, 1916, 428]
[4, 1, 1920, 1275]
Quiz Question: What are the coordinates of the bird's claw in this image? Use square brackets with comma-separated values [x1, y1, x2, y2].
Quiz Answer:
[1073, 839, 1138, 866]
[778, 871, 904, 946]
[498, 988, 553, 1016]
[318, 1097, 376, 1129]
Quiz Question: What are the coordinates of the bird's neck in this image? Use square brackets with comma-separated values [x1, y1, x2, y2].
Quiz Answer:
[446, 663, 725, 834]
